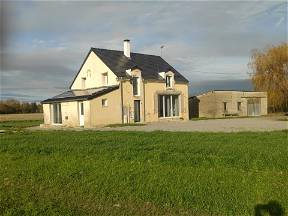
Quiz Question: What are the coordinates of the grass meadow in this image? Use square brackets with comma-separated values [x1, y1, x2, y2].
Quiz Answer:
[0, 120, 287, 215]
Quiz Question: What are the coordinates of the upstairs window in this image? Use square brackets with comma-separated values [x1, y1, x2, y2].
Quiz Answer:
[102, 73, 108, 86]
[132, 77, 140, 96]
[81, 77, 86, 89]
[166, 75, 172, 88]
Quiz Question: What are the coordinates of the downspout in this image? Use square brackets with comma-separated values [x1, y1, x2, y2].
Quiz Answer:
[120, 78, 124, 124]
[143, 79, 146, 122]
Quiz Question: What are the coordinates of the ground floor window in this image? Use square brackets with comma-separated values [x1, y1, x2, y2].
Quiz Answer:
[158, 95, 179, 117]
[237, 102, 241, 111]
[52, 103, 62, 124]
[223, 102, 227, 112]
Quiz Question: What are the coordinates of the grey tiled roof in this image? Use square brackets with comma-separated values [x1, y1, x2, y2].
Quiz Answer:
[41, 85, 119, 104]
[92, 48, 188, 82]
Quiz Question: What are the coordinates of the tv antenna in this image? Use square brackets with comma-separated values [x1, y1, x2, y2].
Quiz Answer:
[160, 45, 165, 57]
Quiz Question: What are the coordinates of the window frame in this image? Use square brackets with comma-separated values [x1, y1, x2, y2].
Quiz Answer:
[52, 103, 62, 125]
[81, 77, 86, 89]
[223, 102, 227, 112]
[158, 95, 180, 118]
[237, 102, 241, 112]
[102, 98, 108, 107]
[165, 75, 173, 88]
[132, 77, 140, 96]
[102, 72, 108, 86]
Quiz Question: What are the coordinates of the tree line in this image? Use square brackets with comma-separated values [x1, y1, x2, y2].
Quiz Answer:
[0, 99, 43, 114]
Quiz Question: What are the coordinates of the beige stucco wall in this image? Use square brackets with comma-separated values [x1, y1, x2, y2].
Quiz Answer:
[87, 88, 122, 127]
[42, 101, 80, 127]
[61, 101, 81, 127]
[144, 81, 189, 122]
[192, 91, 267, 118]
[121, 69, 146, 123]
[119, 69, 189, 123]
[43, 104, 51, 125]
[70, 51, 119, 90]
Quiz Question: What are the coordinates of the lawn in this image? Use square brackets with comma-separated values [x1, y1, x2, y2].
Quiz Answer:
[0, 120, 43, 131]
[0, 122, 287, 215]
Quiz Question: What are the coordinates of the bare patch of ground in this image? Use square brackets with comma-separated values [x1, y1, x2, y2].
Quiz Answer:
[0, 113, 43, 122]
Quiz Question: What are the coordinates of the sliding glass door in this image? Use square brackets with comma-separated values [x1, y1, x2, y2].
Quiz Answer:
[158, 95, 179, 117]
[52, 103, 62, 124]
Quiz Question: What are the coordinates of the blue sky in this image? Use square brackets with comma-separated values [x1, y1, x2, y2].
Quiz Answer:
[1, 1, 287, 101]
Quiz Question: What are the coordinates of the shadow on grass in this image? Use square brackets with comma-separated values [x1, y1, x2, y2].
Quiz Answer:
[255, 201, 285, 216]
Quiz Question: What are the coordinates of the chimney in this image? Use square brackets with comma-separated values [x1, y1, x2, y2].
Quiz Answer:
[123, 39, 130, 58]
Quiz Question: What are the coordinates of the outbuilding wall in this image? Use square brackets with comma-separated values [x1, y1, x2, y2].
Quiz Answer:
[190, 91, 267, 118]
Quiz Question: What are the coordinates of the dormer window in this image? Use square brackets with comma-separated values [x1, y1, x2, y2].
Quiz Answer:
[166, 75, 172, 88]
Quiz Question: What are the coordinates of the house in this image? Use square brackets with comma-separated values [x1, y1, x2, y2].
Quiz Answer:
[189, 90, 267, 118]
[41, 40, 189, 127]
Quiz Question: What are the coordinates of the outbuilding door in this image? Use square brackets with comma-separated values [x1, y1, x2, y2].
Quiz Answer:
[79, 102, 84, 126]
[247, 98, 261, 116]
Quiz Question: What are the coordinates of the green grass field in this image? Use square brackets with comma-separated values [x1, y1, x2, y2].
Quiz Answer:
[0, 120, 287, 215]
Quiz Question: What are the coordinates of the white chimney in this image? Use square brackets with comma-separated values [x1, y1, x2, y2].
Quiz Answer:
[123, 39, 131, 58]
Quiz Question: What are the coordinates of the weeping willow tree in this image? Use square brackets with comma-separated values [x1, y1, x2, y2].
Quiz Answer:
[249, 43, 288, 112]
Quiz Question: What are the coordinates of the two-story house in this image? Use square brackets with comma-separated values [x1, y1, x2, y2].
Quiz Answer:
[41, 40, 189, 127]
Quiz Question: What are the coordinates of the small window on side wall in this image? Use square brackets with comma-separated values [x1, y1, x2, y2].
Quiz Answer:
[81, 77, 86, 89]
[102, 99, 108, 107]
[237, 102, 241, 111]
[102, 73, 108, 86]
[223, 102, 227, 112]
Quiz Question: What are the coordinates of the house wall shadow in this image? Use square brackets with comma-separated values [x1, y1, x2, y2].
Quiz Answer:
[255, 200, 285, 216]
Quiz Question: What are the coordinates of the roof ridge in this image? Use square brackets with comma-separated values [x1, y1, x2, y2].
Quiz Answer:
[91, 47, 161, 58]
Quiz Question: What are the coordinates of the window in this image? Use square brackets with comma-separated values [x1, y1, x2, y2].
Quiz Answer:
[86, 69, 91, 77]
[81, 77, 86, 89]
[158, 95, 179, 117]
[102, 73, 108, 86]
[237, 102, 241, 111]
[52, 103, 62, 124]
[223, 102, 227, 112]
[80, 102, 84, 115]
[102, 99, 108, 107]
[132, 77, 140, 96]
[165, 75, 172, 88]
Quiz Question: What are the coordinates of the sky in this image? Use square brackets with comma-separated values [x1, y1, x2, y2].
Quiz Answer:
[0, 0, 287, 101]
